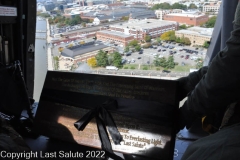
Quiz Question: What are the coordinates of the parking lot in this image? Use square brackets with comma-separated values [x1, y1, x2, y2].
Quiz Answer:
[50, 24, 83, 37]
[51, 40, 207, 71]
[121, 43, 206, 67]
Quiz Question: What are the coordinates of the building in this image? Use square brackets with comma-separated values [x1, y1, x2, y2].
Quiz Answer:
[93, 15, 122, 25]
[175, 26, 213, 46]
[129, 10, 156, 20]
[163, 13, 209, 26]
[88, 0, 116, 5]
[147, 0, 184, 5]
[96, 19, 178, 46]
[202, 2, 221, 13]
[43, 1, 55, 11]
[155, 9, 182, 20]
[60, 41, 115, 63]
[96, 30, 135, 47]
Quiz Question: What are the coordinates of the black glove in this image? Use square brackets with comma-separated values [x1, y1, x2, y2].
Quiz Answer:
[177, 101, 199, 132]
[177, 76, 192, 101]
[177, 66, 208, 101]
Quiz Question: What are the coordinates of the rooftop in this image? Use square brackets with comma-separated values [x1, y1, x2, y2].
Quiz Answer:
[97, 30, 133, 38]
[61, 42, 108, 58]
[111, 19, 177, 30]
[176, 27, 213, 37]
[166, 13, 206, 18]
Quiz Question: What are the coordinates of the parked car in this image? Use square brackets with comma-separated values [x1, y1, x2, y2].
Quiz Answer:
[152, 53, 157, 56]
[162, 70, 171, 73]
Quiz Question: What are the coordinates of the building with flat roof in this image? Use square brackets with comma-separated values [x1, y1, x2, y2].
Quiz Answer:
[163, 13, 209, 26]
[175, 26, 213, 46]
[96, 30, 134, 47]
[96, 19, 178, 46]
[61, 41, 115, 62]
[203, 2, 221, 13]
[155, 9, 182, 20]
[129, 10, 156, 20]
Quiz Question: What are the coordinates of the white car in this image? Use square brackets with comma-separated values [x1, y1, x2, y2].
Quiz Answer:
[152, 53, 157, 56]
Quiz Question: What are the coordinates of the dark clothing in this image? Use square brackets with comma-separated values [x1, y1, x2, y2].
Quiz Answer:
[181, 20, 240, 159]
[186, 26, 240, 118]
[181, 123, 240, 160]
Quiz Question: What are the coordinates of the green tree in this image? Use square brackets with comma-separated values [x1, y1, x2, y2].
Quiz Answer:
[145, 35, 151, 42]
[183, 37, 191, 45]
[159, 57, 167, 68]
[172, 3, 187, 10]
[152, 3, 171, 10]
[179, 24, 187, 30]
[169, 33, 176, 42]
[166, 56, 175, 69]
[189, 3, 198, 9]
[195, 58, 203, 69]
[156, 37, 161, 43]
[154, 57, 160, 66]
[70, 16, 81, 25]
[112, 52, 122, 68]
[39, 13, 51, 18]
[65, 18, 70, 25]
[95, 50, 108, 67]
[203, 41, 210, 48]
[206, 16, 217, 28]
[124, 46, 130, 52]
[201, 16, 217, 28]
[176, 37, 181, 43]
[135, 45, 141, 51]
[128, 40, 139, 47]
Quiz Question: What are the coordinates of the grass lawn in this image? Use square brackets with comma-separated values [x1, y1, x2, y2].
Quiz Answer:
[172, 65, 195, 72]
[123, 64, 139, 69]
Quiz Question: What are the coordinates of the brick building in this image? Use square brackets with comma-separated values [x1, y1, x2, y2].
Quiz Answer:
[175, 27, 213, 46]
[96, 30, 134, 47]
[163, 13, 209, 26]
[96, 19, 178, 46]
